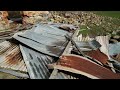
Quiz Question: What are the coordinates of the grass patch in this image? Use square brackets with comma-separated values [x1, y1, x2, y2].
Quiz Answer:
[94, 11, 120, 19]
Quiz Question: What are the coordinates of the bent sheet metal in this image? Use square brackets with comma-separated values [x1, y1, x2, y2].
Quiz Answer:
[20, 45, 56, 79]
[48, 54, 120, 79]
[0, 41, 27, 72]
[13, 24, 74, 57]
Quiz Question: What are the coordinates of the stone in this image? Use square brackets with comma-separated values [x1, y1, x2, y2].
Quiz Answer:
[109, 39, 119, 44]
[0, 11, 9, 30]
[22, 11, 49, 24]
[113, 35, 120, 39]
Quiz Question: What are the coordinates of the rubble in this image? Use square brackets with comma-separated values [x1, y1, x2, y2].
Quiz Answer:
[0, 11, 9, 30]
[22, 11, 50, 24]
[0, 11, 120, 79]
[48, 54, 120, 79]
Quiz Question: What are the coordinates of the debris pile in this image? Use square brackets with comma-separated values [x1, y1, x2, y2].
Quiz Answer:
[0, 11, 9, 30]
[22, 11, 50, 24]
[0, 11, 120, 79]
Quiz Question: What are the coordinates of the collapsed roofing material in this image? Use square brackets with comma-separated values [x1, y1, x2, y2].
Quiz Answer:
[13, 24, 73, 57]
[48, 54, 120, 79]
[20, 45, 55, 79]
[96, 36, 110, 58]
[109, 58, 120, 73]
[0, 23, 33, 41]
[0, 41, 27, 72]
[73, 40, 101, 52]
[49, 69, 90, 79]
[84, 49, 109, 65]
[0, 68, 29, 78]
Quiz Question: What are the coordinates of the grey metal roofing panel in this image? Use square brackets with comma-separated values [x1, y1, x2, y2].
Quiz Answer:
[13, 33, 66, 57]
[0, 41, 27, 72]
[18, 31, 68, 47]
[33, 24, 71, 37]
[74, 40, 101, 51]
[0, 68, 29, 78]
[13, 24, 72, 57]
[20, 45, 56, 79]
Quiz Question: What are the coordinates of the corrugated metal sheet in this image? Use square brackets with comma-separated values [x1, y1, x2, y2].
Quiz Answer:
[13, 24, 73, 57]
[48, 54, 120, 79]
[84, 49, 109, 65]
[0, 68, 29, 78]
[49, 69, 89, 79]
[73, 40, 101, 52]
[0, 41, 27, 72]
[20, 45, 56, 79]
[75, 35, 110, 57]
[33, 24, 72, 36]
[13, 31, 68, 57]
[95, 36, 109, 58]
[74, 35, 116, 72]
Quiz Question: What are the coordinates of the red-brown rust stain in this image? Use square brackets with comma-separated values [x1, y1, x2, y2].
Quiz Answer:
[56, 55, 120, 79]
[84, 49, 109, 65]
[5, 47, 22, 65]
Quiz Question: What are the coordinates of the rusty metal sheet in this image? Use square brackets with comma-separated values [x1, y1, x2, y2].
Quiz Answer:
[20, 45, 56, 79]
[84, 49, 109, 65]
[0, 41, 27, 72]
[48, 54, 120, 79]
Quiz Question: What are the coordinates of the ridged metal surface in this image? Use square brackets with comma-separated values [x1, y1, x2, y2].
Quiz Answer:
[33, 24, 72, 37]
[0, 41, 27, 72]
[75, 35, 109, 56]
[49, 54, 120, 79]
[13, 24, 72, 57]
[84, 49, 109, 65]
[20, 45, 56, 79]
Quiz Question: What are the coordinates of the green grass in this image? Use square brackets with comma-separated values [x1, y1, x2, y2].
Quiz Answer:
[94, 11, 120, 19]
